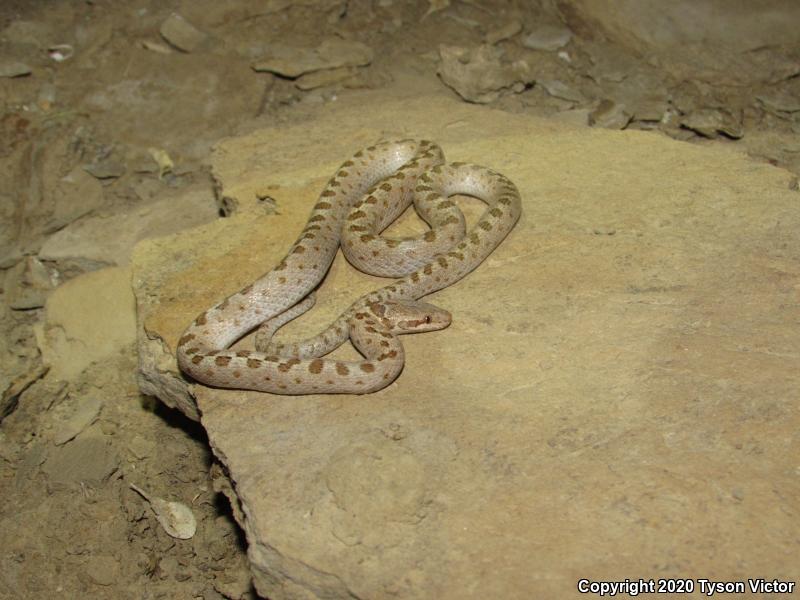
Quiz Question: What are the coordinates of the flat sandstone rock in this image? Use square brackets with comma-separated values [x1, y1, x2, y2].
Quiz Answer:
[132, 96, 800, 599]
[37, 266, 137, 381]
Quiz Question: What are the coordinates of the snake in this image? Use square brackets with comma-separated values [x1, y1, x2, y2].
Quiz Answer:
[176, 140, 522, 394]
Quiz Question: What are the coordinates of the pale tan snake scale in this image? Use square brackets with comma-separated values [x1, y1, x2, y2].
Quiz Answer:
[177, 140, 522, 394]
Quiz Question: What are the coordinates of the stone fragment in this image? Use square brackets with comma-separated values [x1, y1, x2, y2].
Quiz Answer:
[757, 89, 800, 114]
[34, 267, 136, 381]
[127, 434, 155, 460]
[437, 44, 532, 103]
[7, 256, 58, 309]
[681, 108, 743, 139]
[0, 365, 48, 423]
[587, 43, 641, 83]
[295, 66, 358, 90]
[539, 79, 585, 103]
[83, 160, 126, 179]
[422, 0, 450, 19]
[252, 39, 373, 78]
[141, 40, 173, 55]
[44, 167, 105, 235]
[0, 61, 31, 77]
[212, 563, 253, 600]
[604, 68, 669, 122]
[52, 396, 103, 445]
[159, 13, 207, 53]
[589, 99, 632, 129]
[521, 24, 572, 51]
[202, 588, 225, 600]
[485, 21, 522, 45]
[632, 98, 668, 123]
[16, 442, 47, 482]
[39, 183, 217, 272]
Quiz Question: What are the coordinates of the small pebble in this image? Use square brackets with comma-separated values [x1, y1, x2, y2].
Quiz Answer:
[589, 99, 632, 130]
[485, 21, 522, 45]
[521, 24, 572, 51]
[0, 61, 32, 78]
[83, 161, 126, 179]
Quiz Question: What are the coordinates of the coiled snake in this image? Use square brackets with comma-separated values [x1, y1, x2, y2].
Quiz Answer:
[177, 140, 521, 394]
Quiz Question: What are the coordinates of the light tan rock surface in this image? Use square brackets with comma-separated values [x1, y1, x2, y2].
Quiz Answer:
[133, 95, 800, 598]
[36, 266, 136, 381]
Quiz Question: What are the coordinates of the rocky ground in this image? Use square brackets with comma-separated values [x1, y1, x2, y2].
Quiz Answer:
[1, 1, 798, 599]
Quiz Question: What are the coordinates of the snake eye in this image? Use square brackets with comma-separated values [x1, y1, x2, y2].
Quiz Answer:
[424, 315, 431, 324]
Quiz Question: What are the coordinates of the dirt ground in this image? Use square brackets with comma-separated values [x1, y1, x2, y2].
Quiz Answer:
[1, 1, 798, 598]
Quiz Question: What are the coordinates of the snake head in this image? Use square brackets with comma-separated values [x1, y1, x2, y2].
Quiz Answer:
[368, 300, 451, 334]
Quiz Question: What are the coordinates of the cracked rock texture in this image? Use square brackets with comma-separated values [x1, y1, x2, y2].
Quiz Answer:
[133, 95, 799, 599]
